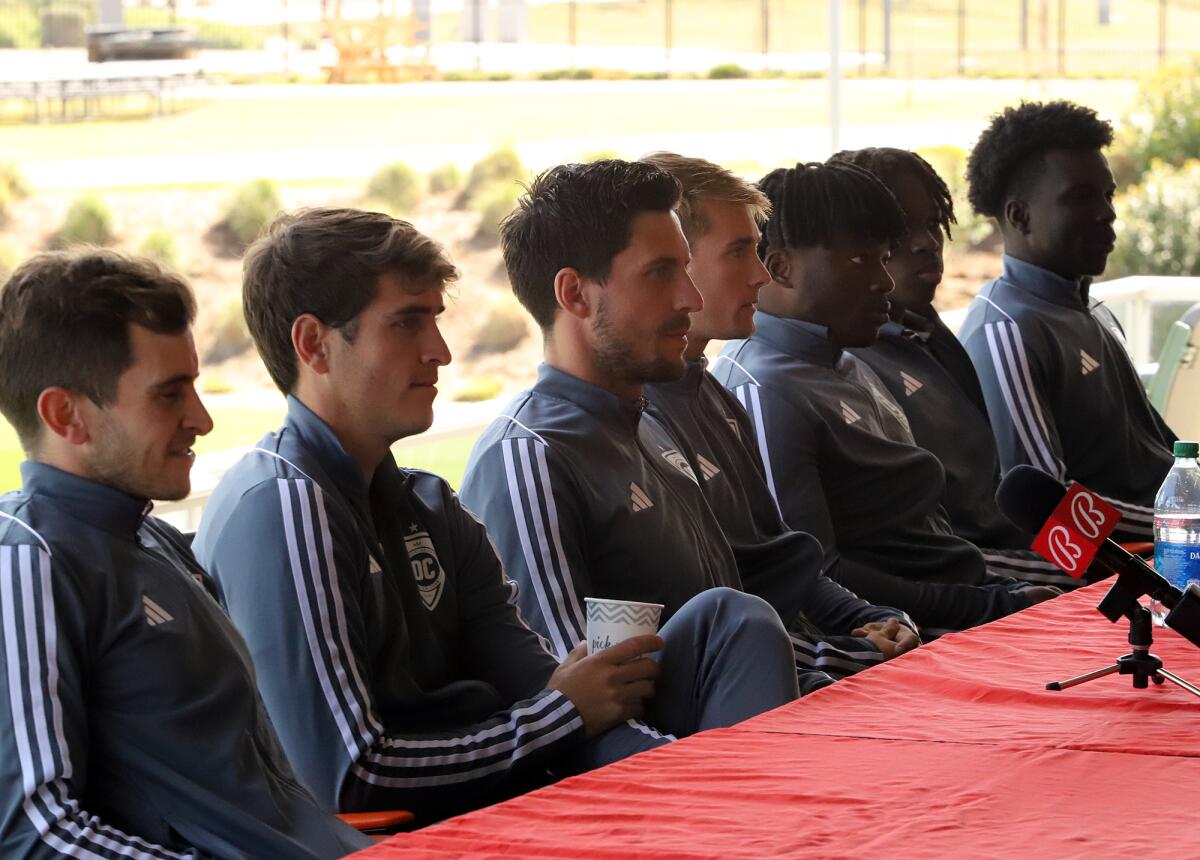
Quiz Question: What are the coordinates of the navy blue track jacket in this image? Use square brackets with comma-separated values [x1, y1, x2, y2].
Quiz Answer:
[0, 462, 367, 859]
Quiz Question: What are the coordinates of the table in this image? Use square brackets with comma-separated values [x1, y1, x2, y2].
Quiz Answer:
[356, 583, 1200, 858]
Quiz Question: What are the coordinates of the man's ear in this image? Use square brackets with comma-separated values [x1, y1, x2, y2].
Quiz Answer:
[553, 268, 593, 321]
[292, 314, 333, 375]
[765, 248, 793, 287]
[36, 388, 90, 445]
[1003, 198, 1031, 237]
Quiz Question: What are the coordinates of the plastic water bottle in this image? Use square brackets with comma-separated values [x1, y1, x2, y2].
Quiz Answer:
[1152, 440, 1200, 622]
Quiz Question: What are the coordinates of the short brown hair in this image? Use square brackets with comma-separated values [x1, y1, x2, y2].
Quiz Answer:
[0, 249, 195, 451]
[640, 152, 771, 242]
[242, 208, 459, 394]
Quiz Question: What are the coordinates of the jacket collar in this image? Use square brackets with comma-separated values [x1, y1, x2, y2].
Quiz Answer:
[282, 395, 373, 504]
[751, 311, 842, 367]
[880, 309, 934, 343]
[533, 363, 646, 432]
[1001, 254, 1092, 308]
[20, 461, 150, 540]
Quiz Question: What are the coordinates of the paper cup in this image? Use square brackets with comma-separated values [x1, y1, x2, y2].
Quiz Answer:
[585, 597, 664, 654]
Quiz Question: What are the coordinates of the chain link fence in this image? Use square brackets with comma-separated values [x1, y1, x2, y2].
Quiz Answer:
[1, 0, 1199, 76]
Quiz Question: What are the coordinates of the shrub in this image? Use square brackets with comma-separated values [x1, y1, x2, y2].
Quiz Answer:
[452, 375, 503, 402]
[221, 179, 281, 248]
[55, 195, 115, 248]
[0, 163, 28, 199]
[0, 9, 40, 49]
[428, 163, 463, 194]
[471, 294, 529, 355]
[473, 182, 523, 242]
[914, 144, 995, 249]
[1107, 159, 1200, 279]
[365, 161, 423, 214]
[537, 68, 594, 81]
[708, 63, 750, 80]
[1109, 60, 1200, 188]
[458, 146, 525, 207]
[139, 228, 178, 268]
[205, 298, 253, 363]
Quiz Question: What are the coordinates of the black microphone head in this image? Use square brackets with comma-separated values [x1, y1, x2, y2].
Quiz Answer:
[995, 465, 1067, 535]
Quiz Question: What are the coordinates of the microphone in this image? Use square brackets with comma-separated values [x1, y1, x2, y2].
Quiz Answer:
[996, 465, 1200, 648]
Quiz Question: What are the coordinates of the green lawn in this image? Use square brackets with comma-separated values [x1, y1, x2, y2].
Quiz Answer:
[0, 78, 1138, 169]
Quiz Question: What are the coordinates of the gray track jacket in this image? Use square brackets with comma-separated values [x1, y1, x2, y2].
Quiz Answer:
[460, 364, 835, 693]
[0, 462, 367, 859]
[194, 397, 591, 822]
[647, 360, 913, 675]
[852, 313, 1079, 588]
[958, 255, 1176, 541]
[715, 313, 1032, 632]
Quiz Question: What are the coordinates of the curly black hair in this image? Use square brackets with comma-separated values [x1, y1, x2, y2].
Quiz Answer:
[757, 161, 907, 258]
[830, 147, 956, 242]
[966, 100, 1113, 218]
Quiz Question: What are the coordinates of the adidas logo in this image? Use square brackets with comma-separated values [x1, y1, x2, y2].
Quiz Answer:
[726, 418, 741, 441]
[368, 555, 382, 575]
[900, 371, 924, 397]
[840, 401, 862, 425]
[1081, 350, 1100, 375]
[696, 454, 721, 481]
[143, 595, 174, 627]
[630, 482, 654, 512]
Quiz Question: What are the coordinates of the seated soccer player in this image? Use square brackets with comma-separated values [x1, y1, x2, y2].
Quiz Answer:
[460, 160, 833, 693]
[832, 146, 1079, 590]
[0, 250, 367, 858]
[194, 207, 800, 823]
[959, 101, 1175, 541]
[712, 161, 1057, 635]
[638, 151, 920, 671]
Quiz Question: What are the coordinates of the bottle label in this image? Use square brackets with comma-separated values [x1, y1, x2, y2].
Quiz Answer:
[1154, 542, 1200, 590]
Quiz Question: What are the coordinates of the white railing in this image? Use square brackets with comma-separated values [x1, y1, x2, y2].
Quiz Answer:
[157, 275, 1200, 532]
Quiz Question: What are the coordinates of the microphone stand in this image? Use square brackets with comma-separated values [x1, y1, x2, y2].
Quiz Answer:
[1046, 601, 1200, 698]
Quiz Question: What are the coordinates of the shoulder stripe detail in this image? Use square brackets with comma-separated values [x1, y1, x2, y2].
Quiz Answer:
[1, 546, 191, 859]
[984, 322, 1064, 479]
[974, 294, 1016, 323]
[250, 447, 320, 485]
[276, 478, 382, 763]
[709, 354, 760, 386]
[734, 384, 780, 508]
[500, 438, 585, 659]
[0, 511, 52, 557]
[492, 414, 549, 447]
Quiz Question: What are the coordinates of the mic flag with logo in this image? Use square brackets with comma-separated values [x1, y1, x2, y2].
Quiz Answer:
[1030, 483, 1121, 578]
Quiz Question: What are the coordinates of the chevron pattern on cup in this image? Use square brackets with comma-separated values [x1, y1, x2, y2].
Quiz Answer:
[586, 601, 662, 627]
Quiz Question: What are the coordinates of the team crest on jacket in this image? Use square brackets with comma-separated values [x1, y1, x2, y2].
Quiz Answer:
[405, 525, 444, 611]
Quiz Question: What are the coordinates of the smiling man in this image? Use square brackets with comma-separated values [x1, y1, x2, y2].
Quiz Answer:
[0, 250, 368, 858]
[195, 206, 800, 824]
[958, 101, 1175, 541]
[712, 161, 1052, 635]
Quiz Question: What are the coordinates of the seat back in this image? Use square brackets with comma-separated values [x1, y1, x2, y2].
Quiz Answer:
[1151, 302, 1200, 439]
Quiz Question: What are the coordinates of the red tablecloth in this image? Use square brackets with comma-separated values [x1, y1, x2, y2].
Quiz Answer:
[356, 584, 1200, 859]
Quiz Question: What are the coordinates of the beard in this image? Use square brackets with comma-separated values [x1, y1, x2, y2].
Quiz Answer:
[592, 300, 688, 387]
[85, 413, 191, 502]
